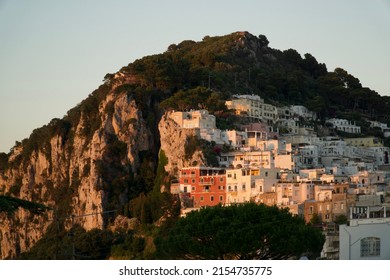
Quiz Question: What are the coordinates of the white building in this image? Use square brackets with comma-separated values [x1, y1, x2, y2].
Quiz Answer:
[369, 120, 388, 131]
[326, 118, 361, 134]
[278, 105, 317, 121]
[278, 118, 299, 134]
[225, 95, 278, 125]
[339, 205, 390, 260]
[295, 144, 320, 169]
[225, 168, 280, 204]
[171, 110, 248, 148]
[275, 181, 315, 207]
[349, 171, 386, 188]
[289, 105, 317, 120]
[369, 121, 390, 138]
[171, 110, 217, 129]
[243, 122, 278, 147]
[282, 134, 321, 146]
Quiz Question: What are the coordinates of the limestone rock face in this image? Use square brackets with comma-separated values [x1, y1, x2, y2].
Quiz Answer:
[109, 215, 140, 232]
[0, 88, 153, 259]
[158, 112, 206, 178]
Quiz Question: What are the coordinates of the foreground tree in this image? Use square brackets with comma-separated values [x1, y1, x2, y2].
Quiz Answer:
[0, 195, 49, 215]
[155, 203, 324, 259]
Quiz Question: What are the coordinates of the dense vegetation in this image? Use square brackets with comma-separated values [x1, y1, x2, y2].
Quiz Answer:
[155, 203, 324, 260]
[20, 224, 147, 260]
[0, 195, 49, 215]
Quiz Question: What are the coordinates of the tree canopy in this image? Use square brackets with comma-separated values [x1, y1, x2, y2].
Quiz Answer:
[0, 195, 50, 215]
[155, 203, 325, 259]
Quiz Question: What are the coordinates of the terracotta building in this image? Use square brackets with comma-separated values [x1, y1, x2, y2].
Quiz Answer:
[179, 166, 226, 208]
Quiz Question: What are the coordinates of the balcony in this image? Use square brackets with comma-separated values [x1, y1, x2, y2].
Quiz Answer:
[199, 181, 213, 185]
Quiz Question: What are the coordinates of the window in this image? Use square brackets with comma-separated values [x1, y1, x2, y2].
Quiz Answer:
[341, 203, 344, 210]
[220, 177, 224, 182]
[219, 196, 223, 201]
[309, 206, 314, 214]
[184, 179, 188, 183]
[228, 174, 232, 178]
[242, 184, 246, 191]
[192, 186, 195, 191]
[200, 196, 204, 201]
[210, 196, 214, 202]
[361, 237, 380, 257]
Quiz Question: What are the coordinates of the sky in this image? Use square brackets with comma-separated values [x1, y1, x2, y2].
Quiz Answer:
[0, 0, 389, 153]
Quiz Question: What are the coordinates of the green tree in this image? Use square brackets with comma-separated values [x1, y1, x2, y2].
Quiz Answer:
[0, 195, 49, 215]
[155, 203, 324, 259]
[334, 215, 348, 225]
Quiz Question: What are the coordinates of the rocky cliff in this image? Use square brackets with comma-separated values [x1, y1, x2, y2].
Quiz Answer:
[0, 82, 155, 259]
[158, 112, 206, 178]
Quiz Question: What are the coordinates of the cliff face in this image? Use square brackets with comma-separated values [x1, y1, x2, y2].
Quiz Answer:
[0, 85, 154, 259]
[158, 112, 206, 178]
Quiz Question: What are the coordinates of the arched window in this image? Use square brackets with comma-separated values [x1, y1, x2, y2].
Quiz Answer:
[361, 237, 380, 257]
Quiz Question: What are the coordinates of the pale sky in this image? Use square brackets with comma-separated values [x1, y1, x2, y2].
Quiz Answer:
[1, 0, 389, 153]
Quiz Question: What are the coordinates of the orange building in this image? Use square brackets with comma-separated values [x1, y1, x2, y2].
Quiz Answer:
[179, 167, 226, 207]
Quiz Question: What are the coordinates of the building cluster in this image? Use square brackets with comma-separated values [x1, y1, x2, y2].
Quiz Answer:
[169, 94, 390, 259]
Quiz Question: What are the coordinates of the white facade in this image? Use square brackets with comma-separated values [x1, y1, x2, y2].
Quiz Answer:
[349, 171, 385, 187]
[340, 206, 390, 260]
[295, 144, 320, 169]
[171, 110, 249, 148]
[320, 137, 350, 157]
[370, 120, 388, 131]
[278, 118, 299, 134]
[282, 134, 321, 146]
[289, 105, 317, 120]
[171, 110, 217, 129]
[326, 118, 361, 134]
[225, 95, 278, 124]
[225, 168, 264, 204]
[225, 130, 247, 148]
[275, 181, 315, 206]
